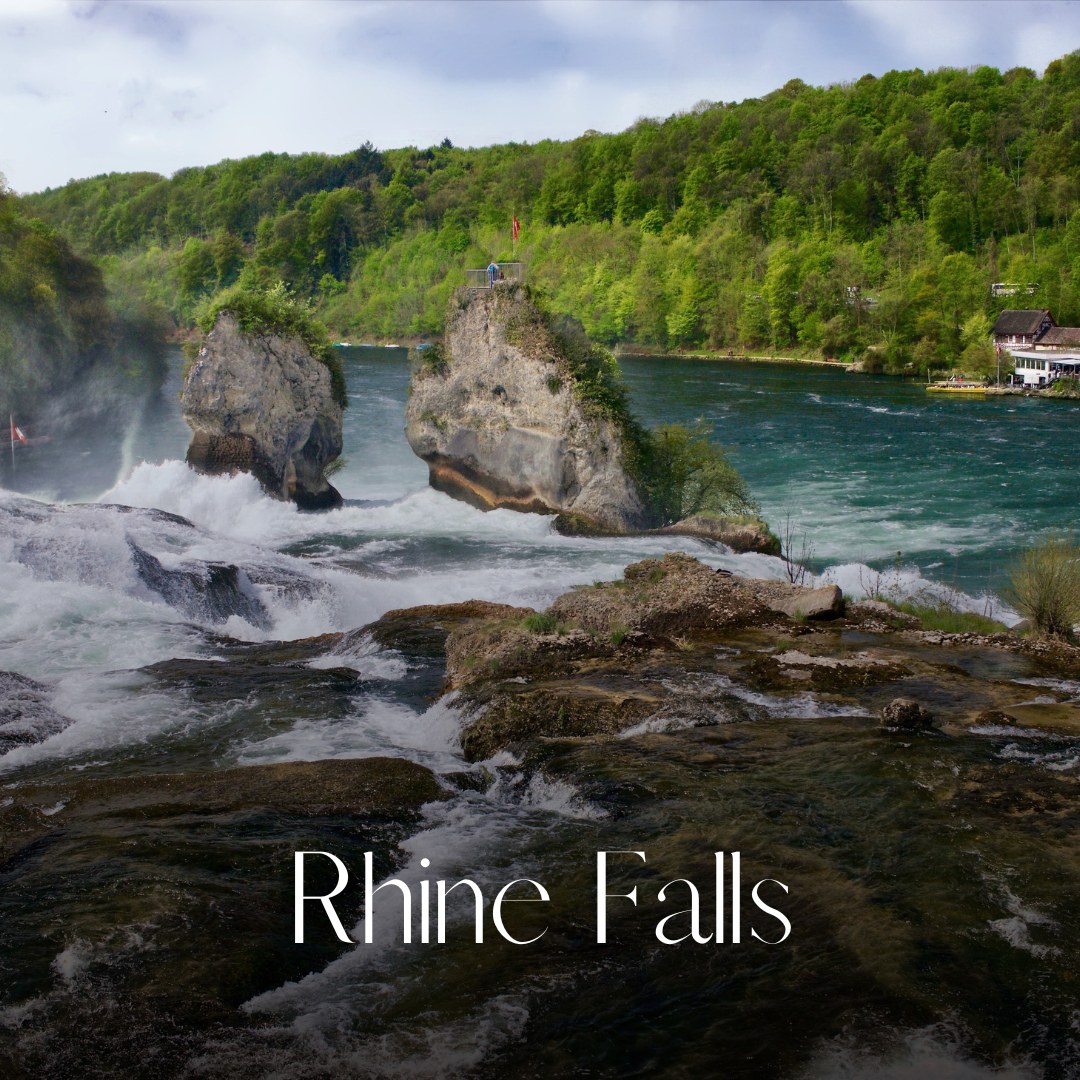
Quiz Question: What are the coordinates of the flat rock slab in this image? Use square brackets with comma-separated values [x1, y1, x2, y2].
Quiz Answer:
[0, 757, 449, 1037]
[763, 584, 844, 621]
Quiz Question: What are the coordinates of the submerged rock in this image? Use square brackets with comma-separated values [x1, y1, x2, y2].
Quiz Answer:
[746, 648, 910, 691]
[140, 655, 362, 712]
[0, 670, 74, 753]
[0, 756, 448, 1050]
[181, 312, 343, 509]
[880, 697, 938, 731]
[405, 286, 648, 532]
[128, 539, 271, 629]
[360, 600, 532, 659]
[36, 755, 448, 819]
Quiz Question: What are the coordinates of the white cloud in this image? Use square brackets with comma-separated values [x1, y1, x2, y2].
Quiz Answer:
[845, 0, 1074, 71]
[1, 0, 1079, 193]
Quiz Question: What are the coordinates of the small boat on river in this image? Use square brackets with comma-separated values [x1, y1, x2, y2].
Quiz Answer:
[926, 380, 987, 395]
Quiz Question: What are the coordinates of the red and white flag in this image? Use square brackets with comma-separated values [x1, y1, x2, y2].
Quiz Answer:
[512, 215, 520, 242]
[10, 420, 27, 445]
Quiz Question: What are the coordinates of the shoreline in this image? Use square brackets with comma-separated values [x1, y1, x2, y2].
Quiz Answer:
[612, 345, 851, 370]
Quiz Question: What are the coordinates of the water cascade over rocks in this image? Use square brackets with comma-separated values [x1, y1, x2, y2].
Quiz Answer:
[5, 351, 1080, 1078]
[181, 312, 344, 510]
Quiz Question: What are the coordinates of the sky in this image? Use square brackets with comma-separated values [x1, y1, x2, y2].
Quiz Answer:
[1, 0, 1079, 194]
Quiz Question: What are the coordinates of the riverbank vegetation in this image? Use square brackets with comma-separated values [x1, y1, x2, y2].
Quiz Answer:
[20, 53, 1080, 373]
[0, 178, 167, 420]
[1007, 533, 1080, 640]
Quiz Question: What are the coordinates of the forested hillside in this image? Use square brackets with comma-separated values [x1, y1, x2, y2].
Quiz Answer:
[22, 52, 1080, 372]
[0, 179, 165, 420]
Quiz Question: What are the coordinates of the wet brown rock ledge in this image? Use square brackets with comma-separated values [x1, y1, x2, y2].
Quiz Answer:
[419, 552, 1080, 760]
[0, 757, 448, 1030]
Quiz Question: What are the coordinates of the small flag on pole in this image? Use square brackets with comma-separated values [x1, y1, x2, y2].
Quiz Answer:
[10, 418, 26, 445]
[512, 215, 520, 243]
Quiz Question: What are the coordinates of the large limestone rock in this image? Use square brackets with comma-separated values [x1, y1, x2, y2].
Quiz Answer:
[181, 313, 343, 509]
[405, 286, 648, 532]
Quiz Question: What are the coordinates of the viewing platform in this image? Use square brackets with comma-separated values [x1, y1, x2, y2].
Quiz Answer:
[466, 262, 525, 290]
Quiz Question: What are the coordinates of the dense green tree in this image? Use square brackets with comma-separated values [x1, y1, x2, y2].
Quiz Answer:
[20, 52, 1080, 372]
[0, 184, 165, 417]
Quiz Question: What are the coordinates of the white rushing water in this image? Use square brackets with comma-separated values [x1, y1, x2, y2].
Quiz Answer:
[0, 427, 1014, 777]
[4, 463, 1009, 765]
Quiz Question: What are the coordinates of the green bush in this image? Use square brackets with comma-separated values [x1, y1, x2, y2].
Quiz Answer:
[548, 314, 634, 424]
[198, 281, 347, 407]
[522, 612, 555, 633]
[415, 342, 449, 377]
[1005, 533, 1080, 639]
[417, 410, 447, 431]
[636, 420, 759, 526]
[1047, 378, 1080, 399]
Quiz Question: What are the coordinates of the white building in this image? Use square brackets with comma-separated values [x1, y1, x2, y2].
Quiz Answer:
[1008, 349, 1080, 388]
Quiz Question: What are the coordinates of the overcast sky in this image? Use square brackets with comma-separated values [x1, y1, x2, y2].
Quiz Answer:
[2, 0, 1079, 193]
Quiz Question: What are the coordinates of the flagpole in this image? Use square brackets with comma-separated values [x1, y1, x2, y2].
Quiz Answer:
[9, 414, 14, 475]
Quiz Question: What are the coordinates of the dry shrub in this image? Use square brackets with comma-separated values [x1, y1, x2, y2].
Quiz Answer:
[1006, 533, 1080, 639]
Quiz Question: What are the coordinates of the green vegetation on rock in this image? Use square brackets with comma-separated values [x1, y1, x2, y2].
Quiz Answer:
[413, 341, 449, 378]
[890, 600, 1008, 635]
[197, 281, 347, 408]
[636, 419, 759, 525]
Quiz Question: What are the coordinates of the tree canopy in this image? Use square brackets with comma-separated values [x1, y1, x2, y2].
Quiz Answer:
[22, 53, 1080, 371]
[0, 174, 169, 419]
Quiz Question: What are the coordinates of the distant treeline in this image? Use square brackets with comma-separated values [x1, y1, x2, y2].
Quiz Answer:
[0, 181, 166, 419]
[21, 52, 1080, 373]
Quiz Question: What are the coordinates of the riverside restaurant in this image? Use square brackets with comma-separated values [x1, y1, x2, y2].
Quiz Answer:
[1007, 348, 1080, 387]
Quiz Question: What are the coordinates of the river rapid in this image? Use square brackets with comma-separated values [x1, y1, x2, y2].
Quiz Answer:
[1, 349, 1078, 1079]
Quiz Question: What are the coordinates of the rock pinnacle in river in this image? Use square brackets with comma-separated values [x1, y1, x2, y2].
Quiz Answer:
[405, 285, 648, 532]
[180, 312, 343, 510]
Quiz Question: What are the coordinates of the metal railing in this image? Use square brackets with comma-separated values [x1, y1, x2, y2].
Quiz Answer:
[466, 262, 525, 289]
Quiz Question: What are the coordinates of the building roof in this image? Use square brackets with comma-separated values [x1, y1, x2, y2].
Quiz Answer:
[992, 309, 1052, 336]
[1011, 350, 1080, 369]
[1036, 326, 1080, 347]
